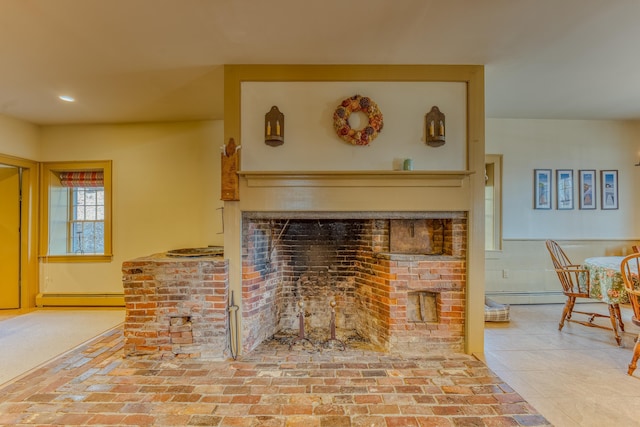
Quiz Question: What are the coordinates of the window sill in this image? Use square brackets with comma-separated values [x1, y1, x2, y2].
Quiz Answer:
[39, 254, 113, 263]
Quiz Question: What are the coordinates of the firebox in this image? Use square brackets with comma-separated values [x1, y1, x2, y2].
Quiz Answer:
[241, 211, 467, 355]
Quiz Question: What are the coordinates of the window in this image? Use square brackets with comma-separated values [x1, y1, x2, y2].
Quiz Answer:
[40, 161, 112, 262]
[70, 186, 105, 254]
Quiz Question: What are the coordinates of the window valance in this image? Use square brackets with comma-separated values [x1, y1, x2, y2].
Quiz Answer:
[59, 171, 104, 187]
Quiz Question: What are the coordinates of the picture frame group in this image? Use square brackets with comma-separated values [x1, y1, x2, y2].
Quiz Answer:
[533, 169, 618, 210]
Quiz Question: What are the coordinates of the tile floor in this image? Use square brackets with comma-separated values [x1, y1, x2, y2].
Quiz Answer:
[482, 302, 640, 427]
[0, 302, 638, 426]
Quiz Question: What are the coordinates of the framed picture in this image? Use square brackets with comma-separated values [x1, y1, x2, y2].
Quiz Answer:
[556, 169, 574, 210]
[578, 170, 596, 209]
[601, 170, 618, 210]
[534, 169, 552, 209]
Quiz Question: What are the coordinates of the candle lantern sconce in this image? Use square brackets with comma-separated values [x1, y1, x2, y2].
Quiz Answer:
[265, 106, 284, 146]
[425, 106, 446, 147]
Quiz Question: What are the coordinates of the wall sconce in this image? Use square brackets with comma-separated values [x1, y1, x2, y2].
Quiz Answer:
[265, 106, 284, 147]
[425, 106, 445, 147]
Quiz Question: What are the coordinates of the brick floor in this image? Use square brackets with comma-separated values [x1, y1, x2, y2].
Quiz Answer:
[0, 328, 551, 426]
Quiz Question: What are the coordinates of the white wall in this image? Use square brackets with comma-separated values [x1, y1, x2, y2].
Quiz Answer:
[39, 120, 224, 294]
[486, 118, 640, 303]
[0, 114, 40, 160]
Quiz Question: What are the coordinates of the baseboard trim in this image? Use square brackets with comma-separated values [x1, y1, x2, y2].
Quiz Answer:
[35, 293, 125, 307]
[485, 291, 565, 305]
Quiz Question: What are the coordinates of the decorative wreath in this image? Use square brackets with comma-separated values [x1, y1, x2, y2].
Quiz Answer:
[333, 95, 383, 146]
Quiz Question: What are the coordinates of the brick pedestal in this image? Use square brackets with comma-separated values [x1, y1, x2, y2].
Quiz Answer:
[122, 254, 229, 360]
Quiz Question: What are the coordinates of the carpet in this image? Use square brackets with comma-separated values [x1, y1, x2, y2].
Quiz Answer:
[0, 309, 124, 386]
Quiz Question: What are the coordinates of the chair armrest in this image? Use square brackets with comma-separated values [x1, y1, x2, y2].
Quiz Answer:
[628, 288, 640, 297]
[554, 265, 591, 294]
[556, 265, 589, 275]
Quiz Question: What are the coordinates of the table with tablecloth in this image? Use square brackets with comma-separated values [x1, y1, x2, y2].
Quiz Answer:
[582, 256, 630, 304]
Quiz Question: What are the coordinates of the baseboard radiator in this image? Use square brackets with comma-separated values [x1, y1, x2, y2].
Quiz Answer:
[484, 290, 565, 305]
[35, 293, 125, 307]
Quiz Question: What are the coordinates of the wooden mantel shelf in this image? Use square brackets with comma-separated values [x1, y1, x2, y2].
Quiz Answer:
[239, 170, 474, 188]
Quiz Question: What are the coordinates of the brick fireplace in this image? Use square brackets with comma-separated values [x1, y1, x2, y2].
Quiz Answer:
[222, 64, 486, 356]
[241, 212, 467, 355]
[222, 170, 477, 356]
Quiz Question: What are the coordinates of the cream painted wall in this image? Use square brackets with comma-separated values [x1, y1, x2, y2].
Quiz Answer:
[39, 120, 224, 294]
[8, 112, 636, 308]
[241, 82, 467, 171]
[485, 118, 640, 303]
[0, 114, 40, 160]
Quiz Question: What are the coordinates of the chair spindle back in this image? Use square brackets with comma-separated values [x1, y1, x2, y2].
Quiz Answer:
[545, 240, 589, 296]
[620, 253, 640, 322]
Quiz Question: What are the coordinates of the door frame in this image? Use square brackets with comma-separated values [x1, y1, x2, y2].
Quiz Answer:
[0, 153, 38, 312]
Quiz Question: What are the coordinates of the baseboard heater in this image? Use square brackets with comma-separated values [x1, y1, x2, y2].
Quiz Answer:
[484, 290, 565, 305]
[35, 293, 125, 307]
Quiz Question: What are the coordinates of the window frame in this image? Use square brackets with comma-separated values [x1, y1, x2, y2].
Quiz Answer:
[485, 154, 503, 252]
[39, 160, 112, 262]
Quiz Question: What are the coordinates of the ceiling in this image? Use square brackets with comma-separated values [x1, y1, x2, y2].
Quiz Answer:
[2, 0, 640, 125]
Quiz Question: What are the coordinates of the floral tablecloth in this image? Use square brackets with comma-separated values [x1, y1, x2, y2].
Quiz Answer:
[582, 256, 630, 304]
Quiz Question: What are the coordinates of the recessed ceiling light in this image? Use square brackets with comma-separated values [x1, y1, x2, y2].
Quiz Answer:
[58, 95, 75, 102]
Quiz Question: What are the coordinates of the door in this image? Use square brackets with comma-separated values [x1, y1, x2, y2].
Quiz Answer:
[0, 165, 20, 309]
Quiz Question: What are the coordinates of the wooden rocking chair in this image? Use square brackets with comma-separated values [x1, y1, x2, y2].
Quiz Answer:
[545, 240, 621, 345]
[620, 253, 640, 375]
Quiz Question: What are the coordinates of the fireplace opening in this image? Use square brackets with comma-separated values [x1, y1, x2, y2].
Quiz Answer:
[242, 212, 467, 355]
